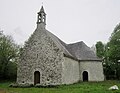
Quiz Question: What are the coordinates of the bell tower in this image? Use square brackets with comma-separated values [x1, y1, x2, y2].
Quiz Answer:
[37, 6, 46, 26]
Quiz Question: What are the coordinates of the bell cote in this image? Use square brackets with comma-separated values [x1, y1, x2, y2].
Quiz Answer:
[37, 6, 46, 25]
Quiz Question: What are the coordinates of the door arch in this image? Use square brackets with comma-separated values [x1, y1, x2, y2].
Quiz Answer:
[34, 71, 40, 85]
[82, 71, 88, 81]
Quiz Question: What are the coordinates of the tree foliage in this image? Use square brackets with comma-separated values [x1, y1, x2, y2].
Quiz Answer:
[95, 41, 105, 58]
[107, 23, 120, 79]
[108, 27, 120, 61]
[96, 23, 120, 80]
[0, 31, 19, 80]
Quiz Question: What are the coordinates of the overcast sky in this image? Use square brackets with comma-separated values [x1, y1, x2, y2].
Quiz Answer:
[0, 0, 120, 46]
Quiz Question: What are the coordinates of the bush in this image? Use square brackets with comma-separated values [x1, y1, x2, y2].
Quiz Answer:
[9, 83, 34, 88]
[35, 84, 58, 88]
[4, 62, 17, 80]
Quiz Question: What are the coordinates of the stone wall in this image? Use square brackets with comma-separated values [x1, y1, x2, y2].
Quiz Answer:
[79, 61, 104, 81]
[17, 25, 64, 85]
[62, 57, 80, 84]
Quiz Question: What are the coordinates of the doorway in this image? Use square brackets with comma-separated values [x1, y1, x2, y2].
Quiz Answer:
[83, 71, 88, 81]
[34, 71, 40, 85]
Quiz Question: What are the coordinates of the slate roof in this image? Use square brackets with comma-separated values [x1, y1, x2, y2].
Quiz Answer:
[45, 29, 101, 61]
[66, 42, 101, 61]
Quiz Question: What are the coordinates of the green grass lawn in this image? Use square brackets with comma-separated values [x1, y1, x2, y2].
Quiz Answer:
[0, 81, 120, 93]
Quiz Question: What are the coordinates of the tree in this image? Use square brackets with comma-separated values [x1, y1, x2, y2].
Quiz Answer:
[95, 41, 117, 79]
[95, 41, 111, 79]
[107, 23, 120, 79]
[95, 23, 120, 80]
[99, 23, 120, 80]
[95, 41, 105, 58]
[0, 31, 19, 80]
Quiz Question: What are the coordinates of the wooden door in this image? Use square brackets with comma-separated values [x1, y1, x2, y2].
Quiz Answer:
[34, 71, 40, 85]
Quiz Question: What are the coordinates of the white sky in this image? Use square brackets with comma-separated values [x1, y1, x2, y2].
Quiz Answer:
[0, 0, 120, 46]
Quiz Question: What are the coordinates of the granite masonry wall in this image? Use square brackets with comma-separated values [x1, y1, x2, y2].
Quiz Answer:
[17, 24, 64, 85]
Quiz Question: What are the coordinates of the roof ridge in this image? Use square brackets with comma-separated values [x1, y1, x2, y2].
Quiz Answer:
[67, 41, 84, 45]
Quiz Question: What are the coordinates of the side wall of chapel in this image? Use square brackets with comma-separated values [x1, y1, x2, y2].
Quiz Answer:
[79, 61, 104, 81]
[62, 57, 80, 84]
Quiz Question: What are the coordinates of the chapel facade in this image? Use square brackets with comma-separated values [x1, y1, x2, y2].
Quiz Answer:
[17, 6, 104, 85]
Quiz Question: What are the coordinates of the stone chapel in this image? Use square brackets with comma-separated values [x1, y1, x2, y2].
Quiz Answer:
[17, 6, 104, 85]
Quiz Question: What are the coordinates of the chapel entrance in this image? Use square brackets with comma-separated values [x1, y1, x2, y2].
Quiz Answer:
[34, 71, 40, 85]
[83, 71, 88, 81]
